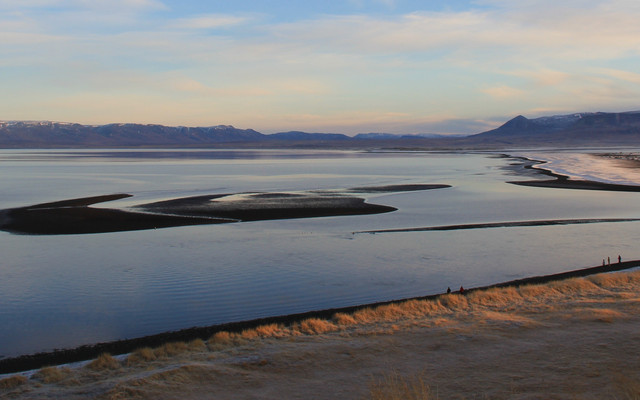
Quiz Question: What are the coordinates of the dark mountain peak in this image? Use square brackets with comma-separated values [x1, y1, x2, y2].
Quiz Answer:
[469, 110, 640, 144]
[472, 114, 546, 138]
[501, 115, 531, 129]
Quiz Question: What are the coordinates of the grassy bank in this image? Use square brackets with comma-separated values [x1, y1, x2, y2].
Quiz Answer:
[3, 269, 640, 399]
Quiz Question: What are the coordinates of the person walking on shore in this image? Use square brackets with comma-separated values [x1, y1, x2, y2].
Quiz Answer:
[618, 255, 622, 263]
[608, 257, 611, 265]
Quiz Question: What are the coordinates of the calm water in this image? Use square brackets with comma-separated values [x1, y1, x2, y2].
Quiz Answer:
[1, 149, 639, 358]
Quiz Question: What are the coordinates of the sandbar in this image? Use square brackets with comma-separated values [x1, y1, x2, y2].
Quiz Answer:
[0, 184, 449, 235]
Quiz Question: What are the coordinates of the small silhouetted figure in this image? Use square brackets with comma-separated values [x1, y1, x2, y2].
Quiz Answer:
[608, 257, 611, 265]
[459, 286, 465, 294]
[603, 259, 606, 266]
[447, 287, 451, 294]
[618, 255, 622, 263]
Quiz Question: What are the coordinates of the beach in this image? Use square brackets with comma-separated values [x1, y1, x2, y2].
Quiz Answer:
[2, 268, 640, 399]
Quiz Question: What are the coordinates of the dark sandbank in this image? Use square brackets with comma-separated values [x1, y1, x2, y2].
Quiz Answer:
[0, 194, 227, 235]
[348, 184, 451, 193]
[355, 218, 640, 235]
[0, 184, 449, 235]
[510, 178, 640, 191]
[136, 192, 396, 222]
[2, 259, 639, 374]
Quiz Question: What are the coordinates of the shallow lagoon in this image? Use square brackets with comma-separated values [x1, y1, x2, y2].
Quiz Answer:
[1, 149, 639, 358]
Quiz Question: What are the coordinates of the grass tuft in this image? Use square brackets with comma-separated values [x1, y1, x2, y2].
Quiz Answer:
[549, 277, 601, 295]
[469, 287, 521, 307]
[155, 342, 188, 358]
[207, 331, 238, 350]
[253, 323, 287, 338]
[0, 375, 28, 389]
[187, 338, 206, 350]
[126, 347, 157, 365]
[517, 284, 551, 299]
[333, 312, 357, 325]
[296, 318, 337, 335]
[33, 366, 71, 384]
[437, 292, 469, 310]
[86, 353, 120, 371]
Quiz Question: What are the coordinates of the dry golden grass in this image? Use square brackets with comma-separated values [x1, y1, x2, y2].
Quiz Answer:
[6, 268, 640, 400]
[468, 286, 521, 308]
[0, 375, 28, 389]
[517, 283, 551, 298]
[187, 338, 206, 350]
[33, 366, 72, 384]
[207, 331, 238, 351]
[86, 353, 120, 371]
[239, 323, 290, 340]
[589, 270, 640, 289]
[126, 347, 157, 366]
[254, 323, 289, 337]
[333, 312, 357, 325]
[437, 292, 469, 310]
[615, 374, 640, 400]
[209, 330, 234, 345]
[296, 318, 337, 335]
[549, 277, 602, 295]
[154, 341, 188, 358]
[368, 371, 433, 400]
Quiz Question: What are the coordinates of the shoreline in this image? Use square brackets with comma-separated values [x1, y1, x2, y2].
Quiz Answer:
[3, 264, 640, 399]
[2, 258, 639, 375]
[506, 153, 640, 191]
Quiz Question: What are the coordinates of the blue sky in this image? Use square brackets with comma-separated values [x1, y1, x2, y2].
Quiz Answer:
[2, 0, 640, 134]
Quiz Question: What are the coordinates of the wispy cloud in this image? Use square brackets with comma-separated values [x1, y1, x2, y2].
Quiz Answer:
[168, 14, 250, 30]
[2, 0, 640, 132]
[595, 68, 640, 85]
[481, 85, 525, 99]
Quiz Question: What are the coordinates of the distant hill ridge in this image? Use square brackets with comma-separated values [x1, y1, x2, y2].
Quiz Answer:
[2, 110, 640, 148]
[471, 111, 640, 139]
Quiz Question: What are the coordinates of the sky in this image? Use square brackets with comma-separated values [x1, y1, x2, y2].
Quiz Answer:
[1, 0, 640, 135]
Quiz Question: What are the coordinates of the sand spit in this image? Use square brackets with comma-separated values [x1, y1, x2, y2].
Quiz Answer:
[2, 269, 640, 399]
[506, 154, 640, 192]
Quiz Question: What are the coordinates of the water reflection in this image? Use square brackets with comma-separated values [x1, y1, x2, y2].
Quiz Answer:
[0, 149, 639, 358]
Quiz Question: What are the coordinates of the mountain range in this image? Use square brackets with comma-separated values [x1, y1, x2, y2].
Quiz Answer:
[1, 111, 639, 149]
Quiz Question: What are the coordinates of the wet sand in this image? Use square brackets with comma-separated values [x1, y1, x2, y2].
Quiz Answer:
[2, 267, 640, 399]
